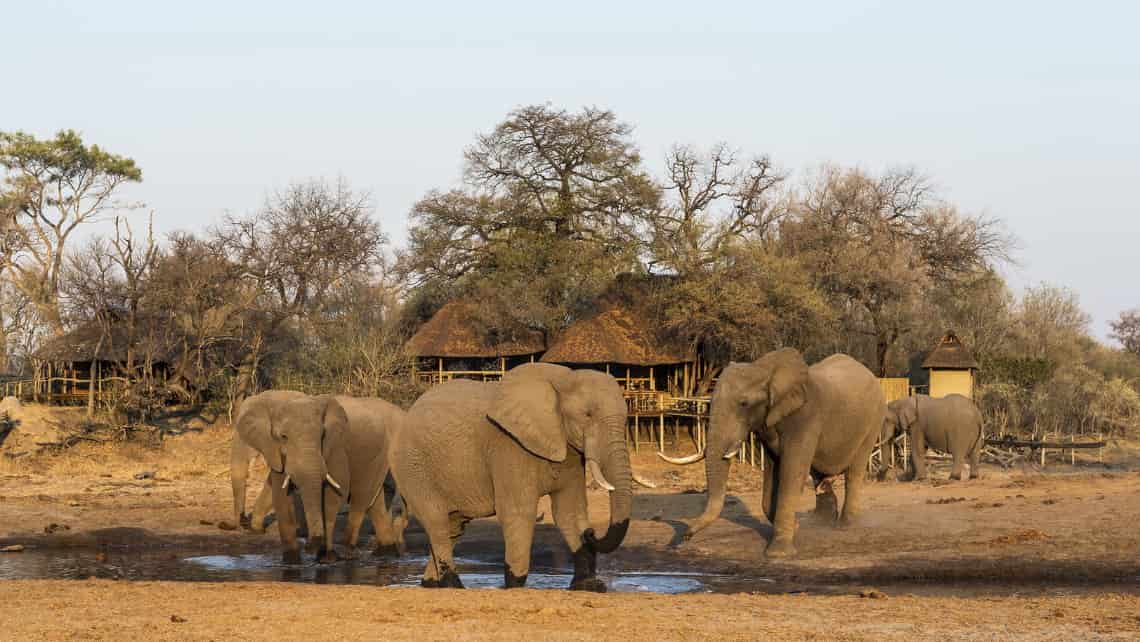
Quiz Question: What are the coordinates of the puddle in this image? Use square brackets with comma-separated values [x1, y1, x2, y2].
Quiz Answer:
[0, 549, 771, 594]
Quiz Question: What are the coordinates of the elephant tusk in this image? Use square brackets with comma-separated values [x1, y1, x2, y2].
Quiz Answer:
[723, 444, 742, 460]
[633, 472, 657, 489]
[657, 450, 706, 465]
[281, 474, 291, 490]
[587, 459, 616, 492]
[325, 473, 342, 491]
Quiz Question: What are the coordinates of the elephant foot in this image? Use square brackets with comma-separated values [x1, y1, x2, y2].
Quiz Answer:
[317, 549, 340, 564]
[837, 514, 858, 529]
[949, 472, 963, 481]
[438, 567, 464, 588]
[504, 566, 528, 589]
[239, 514, 252, 530]
[217, 520, 239, 532]
[305, 536, 329, 555]
[281, 549, 303, 565]
[372, 543, 401, 558]
[569, 576, 608, 592]
[764, 538, 797, 559]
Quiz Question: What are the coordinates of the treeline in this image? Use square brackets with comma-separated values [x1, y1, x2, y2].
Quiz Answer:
[2, 106, 1139, 438]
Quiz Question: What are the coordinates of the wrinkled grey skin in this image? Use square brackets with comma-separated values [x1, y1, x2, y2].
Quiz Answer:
[391, 363, 632, 591]
[233, 391, 407, 562]
[884, 394, 983, 481]
[664, 350, 885, 559]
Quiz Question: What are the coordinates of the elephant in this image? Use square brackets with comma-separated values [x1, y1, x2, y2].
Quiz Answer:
[884, 394, 983, 481]
[233, 390, 407, 563]
[660, 349, 885, 559]
[390, 363, 634, 591]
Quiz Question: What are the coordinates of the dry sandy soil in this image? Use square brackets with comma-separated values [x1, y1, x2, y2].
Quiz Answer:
[2, 417, 1139, 640]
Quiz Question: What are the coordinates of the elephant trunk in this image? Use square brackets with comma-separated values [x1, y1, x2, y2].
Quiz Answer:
[686, 407, 738, 539]
[588, 416, 632, 554]
[289, 444, 328, 551]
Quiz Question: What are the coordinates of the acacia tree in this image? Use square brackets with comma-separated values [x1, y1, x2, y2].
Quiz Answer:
[401, 105, 659, 339]
[0, 130, 142, 333]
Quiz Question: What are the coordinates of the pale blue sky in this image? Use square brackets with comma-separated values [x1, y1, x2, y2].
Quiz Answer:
[2, 1, 1137, 339]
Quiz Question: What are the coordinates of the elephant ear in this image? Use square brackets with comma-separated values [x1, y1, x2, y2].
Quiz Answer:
[320, 397, 352, 493]
[765, 349, 810, 428]
[487, 378, 567, 462]
[236, 399, 284, 473]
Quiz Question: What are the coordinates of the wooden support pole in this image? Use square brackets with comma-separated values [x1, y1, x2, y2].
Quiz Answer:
[658, 412, 665, 453]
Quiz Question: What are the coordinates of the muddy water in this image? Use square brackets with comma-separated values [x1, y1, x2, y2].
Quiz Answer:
[0, 549, 778, 594]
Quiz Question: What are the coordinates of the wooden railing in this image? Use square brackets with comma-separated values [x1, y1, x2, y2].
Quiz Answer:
[1, 376, 130, 404]
[414, 370, 507, 385]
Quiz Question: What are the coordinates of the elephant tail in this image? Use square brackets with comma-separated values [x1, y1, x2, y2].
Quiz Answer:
[969, 416, 985, 458]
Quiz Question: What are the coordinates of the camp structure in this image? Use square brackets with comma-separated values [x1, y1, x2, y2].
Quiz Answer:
[16, 318, 175, 405]
[921, 331, 980, 399]
[539, 305, 701, 393]
[404, 301, 546, 385]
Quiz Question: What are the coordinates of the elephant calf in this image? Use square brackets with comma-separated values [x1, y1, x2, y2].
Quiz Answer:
[884, 394, 983, 481]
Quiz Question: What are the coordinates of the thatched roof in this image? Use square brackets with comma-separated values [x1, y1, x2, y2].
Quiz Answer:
[541, 306, 693, 366]
[921, 331, 979, 370]
[404, 301, 545, 358]
[33, 318, 176, 363]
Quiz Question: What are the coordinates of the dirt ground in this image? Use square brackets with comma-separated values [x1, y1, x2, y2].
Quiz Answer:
[2, 418, 1140, 640]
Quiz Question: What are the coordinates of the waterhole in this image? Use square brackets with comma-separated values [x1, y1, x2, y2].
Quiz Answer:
[0, 549, 775, 594]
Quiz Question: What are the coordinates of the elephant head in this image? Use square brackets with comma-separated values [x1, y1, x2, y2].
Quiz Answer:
[493, 363, 632, 554]
[236, 392, 351, 550]
[659, 348, 809, 537]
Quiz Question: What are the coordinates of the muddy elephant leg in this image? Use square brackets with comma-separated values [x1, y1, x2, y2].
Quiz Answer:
[419, 510, 463, 588]
[343, 508, 366, 557]
[269, 471, 302, 563]
[551, 478, 606, 592]
[767, 445, 813, 558]
[500, 496, 539, 589]
[910, 431, 928, 481]
[762, 451, 779, 525]
[367, 499, 403, 557]
[249, 480, 274, 533]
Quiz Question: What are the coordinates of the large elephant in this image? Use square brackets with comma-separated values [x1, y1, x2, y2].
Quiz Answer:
[885, 394, 983, 481]
[233, 391, 406, 562]
[390, 363, 633, 591]
[660, 349, 885, 558]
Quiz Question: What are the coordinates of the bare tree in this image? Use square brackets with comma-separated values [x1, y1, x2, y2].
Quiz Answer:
[1110, 309, 1140, 356]
[0, 130, 142, 333]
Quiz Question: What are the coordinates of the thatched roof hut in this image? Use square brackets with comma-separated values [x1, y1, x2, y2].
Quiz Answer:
[33, 318, 176, 365]
[921, 331, 979, 371]
[541, 306, 691, 366]
[404, 301, 545, 359]
[921, 331, 979, 399]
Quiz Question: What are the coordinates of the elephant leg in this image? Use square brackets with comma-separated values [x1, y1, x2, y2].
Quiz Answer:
[551, 482, 606, 593]
[249, 480, 274, 533]
[910, 431, 928, 481]
[500, 500, 539, 589]
[969, 436, 983, 480]
[343, 508, 367, 557]
[949, 452, 966, 481]
[269, 471, 302, 564]
[419, 511, 463, 588]
[840, 434, 875, 526]
[762, 453, 779, 525]
[367, 500, 403, 557]
[767, 443, 813, 559]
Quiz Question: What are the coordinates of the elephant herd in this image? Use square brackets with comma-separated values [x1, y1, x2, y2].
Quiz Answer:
[229, 351, 985, 590]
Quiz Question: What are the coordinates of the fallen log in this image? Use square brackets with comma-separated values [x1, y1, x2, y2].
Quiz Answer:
[984, 436, 1105, 450]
